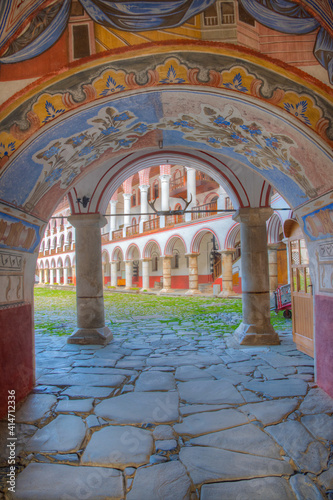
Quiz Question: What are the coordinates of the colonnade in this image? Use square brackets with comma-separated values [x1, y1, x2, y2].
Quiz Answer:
[66, 206, 279, 346]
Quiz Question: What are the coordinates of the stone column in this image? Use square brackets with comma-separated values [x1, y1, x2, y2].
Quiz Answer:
[125, 260, 132, 289]
[141, 259, 150, 290]
[109, 199, 117, 239]
[185, 167, 196, 222]
[123, 193, 132, 236]
[56, 267, 61, 284]
[67, 214, 112, 345]
[233, 207, 279, 345]
[63, 266, 68, 285]
[185, 253, 201, 294]
[268, 243, 279, 293]
[49, 268, 54, 284]
[139, 185, 149, 233]
[219, 250, 234, 296]
[39, 269, 43, 283]
[110, 261, 117, 287]
[159, 174, 170, 228]
[160, 256, 172, 293]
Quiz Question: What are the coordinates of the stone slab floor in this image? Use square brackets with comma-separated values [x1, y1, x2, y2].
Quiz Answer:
[1, 314, 333, 499]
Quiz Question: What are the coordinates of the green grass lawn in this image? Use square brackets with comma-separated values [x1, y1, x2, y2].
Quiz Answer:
[34, 287, 291, 337]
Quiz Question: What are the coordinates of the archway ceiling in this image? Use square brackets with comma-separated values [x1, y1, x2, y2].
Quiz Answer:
[0, 44, 332, 222]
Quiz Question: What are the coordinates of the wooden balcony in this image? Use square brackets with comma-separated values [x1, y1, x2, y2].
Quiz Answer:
[166, 214, 185, 227]
[191, 200, 217, 221]
[143, 218, 160, 232]
[112, 229, 123, 240]
[102, 233, 110, 244]
[126, 224, 139, 237]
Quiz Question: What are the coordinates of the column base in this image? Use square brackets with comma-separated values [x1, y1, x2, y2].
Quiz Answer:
[185, 289, 201, 295]
[159, 288, 173, 294]
[67, 326, 113, 345]
[140, 288, 151, 292]
[234, 322, 280, 345]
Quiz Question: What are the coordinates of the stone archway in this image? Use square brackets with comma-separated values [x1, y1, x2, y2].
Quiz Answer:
[1, 43, 333, 414]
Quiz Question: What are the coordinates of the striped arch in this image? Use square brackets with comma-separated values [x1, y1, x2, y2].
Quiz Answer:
[191, 228, 221, 254]
[143, 240, 162, 259]
[164, 234, 187, 256]
[51, 259, 56, 268]
[57, 257, 63, 267]
[125, 243, 141, 261]
[224, 223, 240, 249]
[102, 249, 110, 263]
[111, 246, 124, 261]
[45, 260, 50, 269]
[267, 212, 283, 244]
[39, 261, 44, 269]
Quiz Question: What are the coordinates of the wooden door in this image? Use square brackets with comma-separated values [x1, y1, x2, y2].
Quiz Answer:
[288, 225, 314, 357]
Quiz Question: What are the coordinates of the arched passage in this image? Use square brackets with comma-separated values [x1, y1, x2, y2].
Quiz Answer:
[1, 43, 333, 413]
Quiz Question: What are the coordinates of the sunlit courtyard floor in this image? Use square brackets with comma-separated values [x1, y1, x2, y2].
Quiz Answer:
[1, 288, 333, 499]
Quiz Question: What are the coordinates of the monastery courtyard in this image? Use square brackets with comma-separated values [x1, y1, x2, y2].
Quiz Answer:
[1, 289, 333, 500]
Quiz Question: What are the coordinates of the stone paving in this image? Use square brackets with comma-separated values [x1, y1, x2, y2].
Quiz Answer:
[1, 314, 333, 500]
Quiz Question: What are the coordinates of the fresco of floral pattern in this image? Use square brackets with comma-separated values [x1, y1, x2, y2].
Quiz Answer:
[2, 85, 331, 217]
[1, 48, 332, 169]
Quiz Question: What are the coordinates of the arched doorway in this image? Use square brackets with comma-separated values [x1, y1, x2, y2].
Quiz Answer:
[1, 43, 333, 412]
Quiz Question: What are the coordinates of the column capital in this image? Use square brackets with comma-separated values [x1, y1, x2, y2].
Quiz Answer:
[159, 174, 171, 182]
[139, 184, 150, 192]
[162, 255, 172, 260]
[219, 249, 234, 255]
[68, 214, 107, 229]
[141, 258, 151, 262]
[185, 252, 199, 258]
[123, 192, 132, 200]
[233, 207, 273, 225]
[110, 199, 117, 206]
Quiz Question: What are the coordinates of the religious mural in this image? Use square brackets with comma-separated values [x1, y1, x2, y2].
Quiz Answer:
[1, 0, 332, 82]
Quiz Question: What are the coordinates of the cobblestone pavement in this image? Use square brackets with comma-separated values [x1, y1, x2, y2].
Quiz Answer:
[1, 314, 333, 500]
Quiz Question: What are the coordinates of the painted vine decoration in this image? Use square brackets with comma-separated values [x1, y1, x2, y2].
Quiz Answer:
[157, 105, 319, 199]
[26, 107, 151, 210]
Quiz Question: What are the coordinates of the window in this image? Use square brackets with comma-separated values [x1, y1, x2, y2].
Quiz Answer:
[132, 217, 137, 226]
[203, 4, 218, 26]
[117, 260, 121, 272]
[132, 189, 136, 207]
[220, 2, 235, 24]
[137, 188, 140, 206]
[291, 239, 312, 293]
[225, 197, 233, 210]
[73, 25, 90, 59]
[238, 2, 255, 26]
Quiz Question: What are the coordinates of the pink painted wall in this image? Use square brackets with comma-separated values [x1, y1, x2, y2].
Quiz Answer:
[0, 304, 34, 419]
[315, 295, 333, 398]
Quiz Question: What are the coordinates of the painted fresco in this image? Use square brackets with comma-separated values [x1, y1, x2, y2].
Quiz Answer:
[1, 49, 332, 170]
[302, 202, 333, 241]
[0, 212, 41, 253]
[1, 88, 332, 216]
[0, 0, 332, 83]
